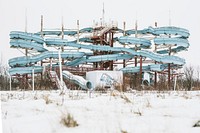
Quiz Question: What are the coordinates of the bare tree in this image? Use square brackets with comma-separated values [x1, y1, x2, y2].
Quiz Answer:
[184, 65, 194, 91]
[157, 73, 167, 91]
[0, 61, 9, 90]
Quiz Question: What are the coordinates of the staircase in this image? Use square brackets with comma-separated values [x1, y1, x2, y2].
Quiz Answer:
[99, 27, 113, 36]
[49, 71, 68, 90]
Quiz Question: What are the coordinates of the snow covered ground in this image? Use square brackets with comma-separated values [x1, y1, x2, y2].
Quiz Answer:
[1, 90, 200, 133]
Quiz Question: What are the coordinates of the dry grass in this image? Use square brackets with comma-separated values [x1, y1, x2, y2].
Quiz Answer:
[120, 93, 132, 103]
[42, 94, 52, 104]
[146, 99, 152, 108]
[121, 130, 128, 133]
[193, 120, 200, 127]
[134, 108, 142, 116]
[61, 113, 78, 128]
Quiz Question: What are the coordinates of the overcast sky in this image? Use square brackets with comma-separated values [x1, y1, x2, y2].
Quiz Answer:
[0, 0, 199, 67]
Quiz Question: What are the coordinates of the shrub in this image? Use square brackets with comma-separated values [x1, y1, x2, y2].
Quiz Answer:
[61, 113, 78, 127]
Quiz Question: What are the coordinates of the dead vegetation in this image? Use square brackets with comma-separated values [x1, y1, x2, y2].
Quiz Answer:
[193, 120, 200, 127]
[134, 108, 142, 116]
[42, 94, 52, 104]
[121, 130, 128, 133]
[61, 113, 78, 128]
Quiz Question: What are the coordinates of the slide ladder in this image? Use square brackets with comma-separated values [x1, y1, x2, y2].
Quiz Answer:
[49, 71, 68, 90]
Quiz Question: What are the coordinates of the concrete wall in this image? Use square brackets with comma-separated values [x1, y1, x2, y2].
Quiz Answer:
[86, 70, 123, 89]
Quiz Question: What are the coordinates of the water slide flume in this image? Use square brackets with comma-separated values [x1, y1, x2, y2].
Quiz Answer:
[8, 25, 190, 89]
[9, 51, 85, 67]
[45, 38, 185, 65]
[62, 71, 92, 90]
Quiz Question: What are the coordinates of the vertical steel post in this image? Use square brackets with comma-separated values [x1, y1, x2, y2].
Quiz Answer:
[40, 15, 43, 37]
[168, 46, 171, 90]
[32, 68, 34, 92]
[58, 48, 64, 90]
[40, 15, 44, 84]
[77, 20, 79, 43]
[25, 9, 28, 90]
[140, 56, 143, 84]
[61, 17, 65, 65]
[134, 20, 138, 88]
[123, 21, 126, 68]
[154, 22, 157, 89]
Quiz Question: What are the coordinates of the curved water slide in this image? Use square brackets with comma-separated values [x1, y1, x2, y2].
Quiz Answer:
[9, 51, 86, 67]
[45, 38, 185, 65]
[9, 66, 43, 76]
[154, 38, 189, 54]
[9, 26, 189, 75]
[40, 26, 189, 38]
[10, 31, 47, 52]
[9, 31, 95, 90]
[125, 26, 190, 38]
[37, 27, 94, 36]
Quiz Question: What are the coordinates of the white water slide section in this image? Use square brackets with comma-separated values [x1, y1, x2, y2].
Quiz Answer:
[62, 71, 92, 90]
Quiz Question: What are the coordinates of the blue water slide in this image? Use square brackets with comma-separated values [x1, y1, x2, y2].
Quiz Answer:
[120, 65, 150, 73]
[125, 29, 148, 35]
[118, 36, 151, 48]
[45, 38, 185, 65]
[152, 26, 189, 38]
[8, 25, 189, 77]
[9, 51, 85, 67]
[9, 66, 43, 76]
[62, 71, 92, 90]
[66, 54, 133, 66]
[79, 27, 93, 33]
[121, 63, 180, 73]
[10, 31, 44, 44]
[10, 39, 47, 52]
[78, 37, 94, 43]
[120, 64, 165, 73]
[157, 46, 187, 54]
[154, 38, 189, 47]
[38, 27, 94, 36]
[125, 26, 190, 38]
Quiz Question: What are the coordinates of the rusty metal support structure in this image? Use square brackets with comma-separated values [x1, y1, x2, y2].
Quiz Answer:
[168, 34, 172, 90]
[139, 56, 143, 85]
[109, 32, 114, 70]
[122, 22, 126, 91]
[168, 63, 171, 90]
[154, 62, 157, 89]
[134, 56, 137, 88]
[154, 22, 158, 89]
[134, 21, 138, 88]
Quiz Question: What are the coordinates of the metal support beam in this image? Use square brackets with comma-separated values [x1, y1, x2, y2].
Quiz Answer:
[32, 68, 35, 92]
[168, 63, 171, 90]
[154, 22, 158, 89]
[61, 20, 64, 65]
[58, 47, 64, 91]
[140, 56, 143, 84]
[123, 21, 126, 68]
[77, 20, 79, 43]
[134, 56, 137, 88]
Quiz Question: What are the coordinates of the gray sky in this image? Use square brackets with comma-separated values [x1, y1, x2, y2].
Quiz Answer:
[0, 0, 199, 67]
